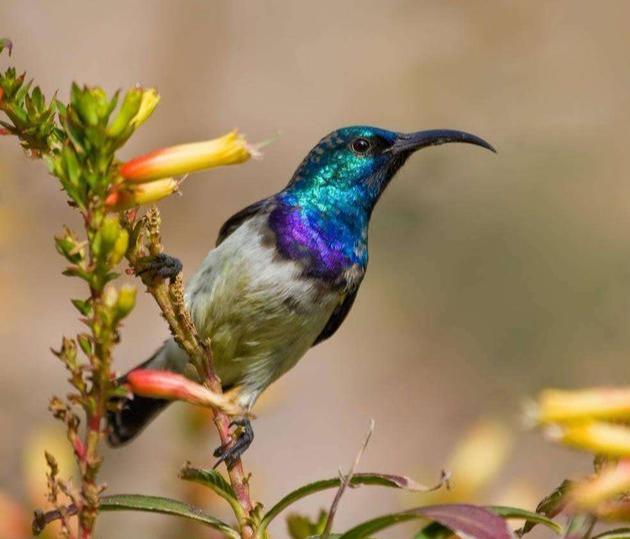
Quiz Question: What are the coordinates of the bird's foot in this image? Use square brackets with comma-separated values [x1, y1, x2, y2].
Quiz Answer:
[137, 253, 182, 282]
[213, 418, 254, 469]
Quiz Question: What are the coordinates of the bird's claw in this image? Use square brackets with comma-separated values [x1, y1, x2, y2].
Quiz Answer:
[137, 253, 182, 282]
[213, 418, 254, 469]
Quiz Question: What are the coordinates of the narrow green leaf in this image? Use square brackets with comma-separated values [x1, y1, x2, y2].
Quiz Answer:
[520, 479, 572, 536]
[564, 514, 596, 539]
[71, 298, 92, 316]
[76, 333, 92, 357]
[62, 265, 90, 281]
[338, 504, 512, 539]
[414, 522, 453, 539]
[260, 472, 443, 531]
[593, 528, 630, 539]
[100, 494, 239, 538]
[179, 464, 243, 519]
[488, 506, 562, 535]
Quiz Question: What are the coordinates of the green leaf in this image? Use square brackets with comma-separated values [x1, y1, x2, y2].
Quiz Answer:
[99, 494, 239, 538]
[520, 479, 572, 536]
[593, 528, 630, 539]
[564, 514, 596, 539]
[488, 506, 562, 535]
[179, 464, 243, 519]
[414, 522, 454, 539]
[62, 265, 91, 281]
[287, 510, 329, 539]
[76, 333, 92, 357]
[71, 298, 92, 316]
[337, 504, 512, 539]
[260, 472, 443, 532]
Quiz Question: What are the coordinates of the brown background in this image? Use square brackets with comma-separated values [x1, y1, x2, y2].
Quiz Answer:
[1, 1, 630, 537]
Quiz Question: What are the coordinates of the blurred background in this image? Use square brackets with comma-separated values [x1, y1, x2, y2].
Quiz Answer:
[1, 1, 630, 537]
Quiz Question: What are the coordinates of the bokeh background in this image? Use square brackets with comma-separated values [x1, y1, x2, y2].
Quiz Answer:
[2, 1, 630, 537]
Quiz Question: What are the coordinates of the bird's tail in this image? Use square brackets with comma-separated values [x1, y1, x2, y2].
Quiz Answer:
[107, 342, 184, 446]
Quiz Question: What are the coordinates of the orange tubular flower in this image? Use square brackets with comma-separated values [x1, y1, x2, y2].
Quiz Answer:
[570, 459, 630, 510]
[126, 369, 242, 415]
[119, 130, 258, 182]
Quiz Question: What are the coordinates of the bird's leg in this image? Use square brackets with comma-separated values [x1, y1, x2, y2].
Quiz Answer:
[213, 418, 254, 469]
[137, 253, 182, 282]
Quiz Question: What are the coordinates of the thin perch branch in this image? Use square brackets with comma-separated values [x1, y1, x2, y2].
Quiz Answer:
[123, 207, 254, 535]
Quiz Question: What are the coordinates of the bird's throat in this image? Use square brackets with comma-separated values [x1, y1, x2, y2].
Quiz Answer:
[268, 193, 369, 281]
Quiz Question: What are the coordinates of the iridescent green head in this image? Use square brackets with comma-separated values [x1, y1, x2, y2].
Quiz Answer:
[271, 126, 494, 279]
[286, 125, 495, 211]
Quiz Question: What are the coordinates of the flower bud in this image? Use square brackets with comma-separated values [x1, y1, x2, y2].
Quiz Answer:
[99, 215, 123, 250]
[126, 369, 242, 415]
[115, 285, 136, 320]
[131, 88, 159, 129]
[109, 228, 129, 265]
[120, 130, 257, 182]
[106, 88, 142, 137]
[103, 286, 118, 309]
[105, 177, 179, 211]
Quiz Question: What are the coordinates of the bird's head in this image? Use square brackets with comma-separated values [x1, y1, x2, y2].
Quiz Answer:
[286, 125, 495, 211]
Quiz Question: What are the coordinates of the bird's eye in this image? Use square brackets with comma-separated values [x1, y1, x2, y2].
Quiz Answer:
[351, 137, 371, 154]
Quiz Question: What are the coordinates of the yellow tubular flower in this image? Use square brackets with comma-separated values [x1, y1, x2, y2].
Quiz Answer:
[534, 388, 630, 425]
[445, 420, 512, 500]
[119, 130, 257, 182]
[548, 421, 630, 457]
[105, 177, 179, 211]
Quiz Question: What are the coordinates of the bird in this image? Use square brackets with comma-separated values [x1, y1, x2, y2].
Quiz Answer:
[107, 125, 494, 466]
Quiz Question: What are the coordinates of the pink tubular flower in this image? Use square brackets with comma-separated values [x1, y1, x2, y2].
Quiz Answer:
[119, 130, 258, 182]
[126, 369, 242, 415]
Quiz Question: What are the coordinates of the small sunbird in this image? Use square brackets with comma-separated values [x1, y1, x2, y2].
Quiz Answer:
[108, 126, 495, 466]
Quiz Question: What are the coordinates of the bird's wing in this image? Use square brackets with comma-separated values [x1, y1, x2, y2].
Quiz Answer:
[216, 198, 269, 246]
[312, 264, 365, 346]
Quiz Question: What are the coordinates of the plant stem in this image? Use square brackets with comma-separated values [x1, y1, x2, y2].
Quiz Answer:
[78, 209, 117, 538]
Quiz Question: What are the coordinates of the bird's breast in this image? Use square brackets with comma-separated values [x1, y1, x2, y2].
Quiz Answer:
[184, 215, 342, 401]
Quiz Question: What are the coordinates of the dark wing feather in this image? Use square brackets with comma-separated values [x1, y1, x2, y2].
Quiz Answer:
[312, 289, 359, 346]
[312, 264, 365, 346]
[216, 198, 269, 246]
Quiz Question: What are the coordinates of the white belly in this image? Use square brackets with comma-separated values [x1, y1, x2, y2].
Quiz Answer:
[182, 216, 342, 408]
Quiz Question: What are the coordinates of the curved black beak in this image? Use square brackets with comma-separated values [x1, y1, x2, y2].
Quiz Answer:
[390, 129, 496, 155]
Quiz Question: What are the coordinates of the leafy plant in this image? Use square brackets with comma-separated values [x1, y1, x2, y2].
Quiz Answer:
[4, 37, 630, 539]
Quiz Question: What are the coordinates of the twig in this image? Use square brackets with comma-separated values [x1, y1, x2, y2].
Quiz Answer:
[33, 505, 79, 536]
[322, 418, 376, 538]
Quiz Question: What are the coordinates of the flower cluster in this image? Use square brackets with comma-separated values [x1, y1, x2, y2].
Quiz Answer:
[106, 130, 258, 211]
[531, 387, 630, 520]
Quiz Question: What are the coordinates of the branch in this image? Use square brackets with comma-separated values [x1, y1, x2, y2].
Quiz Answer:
[123, 207, 254, 534]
